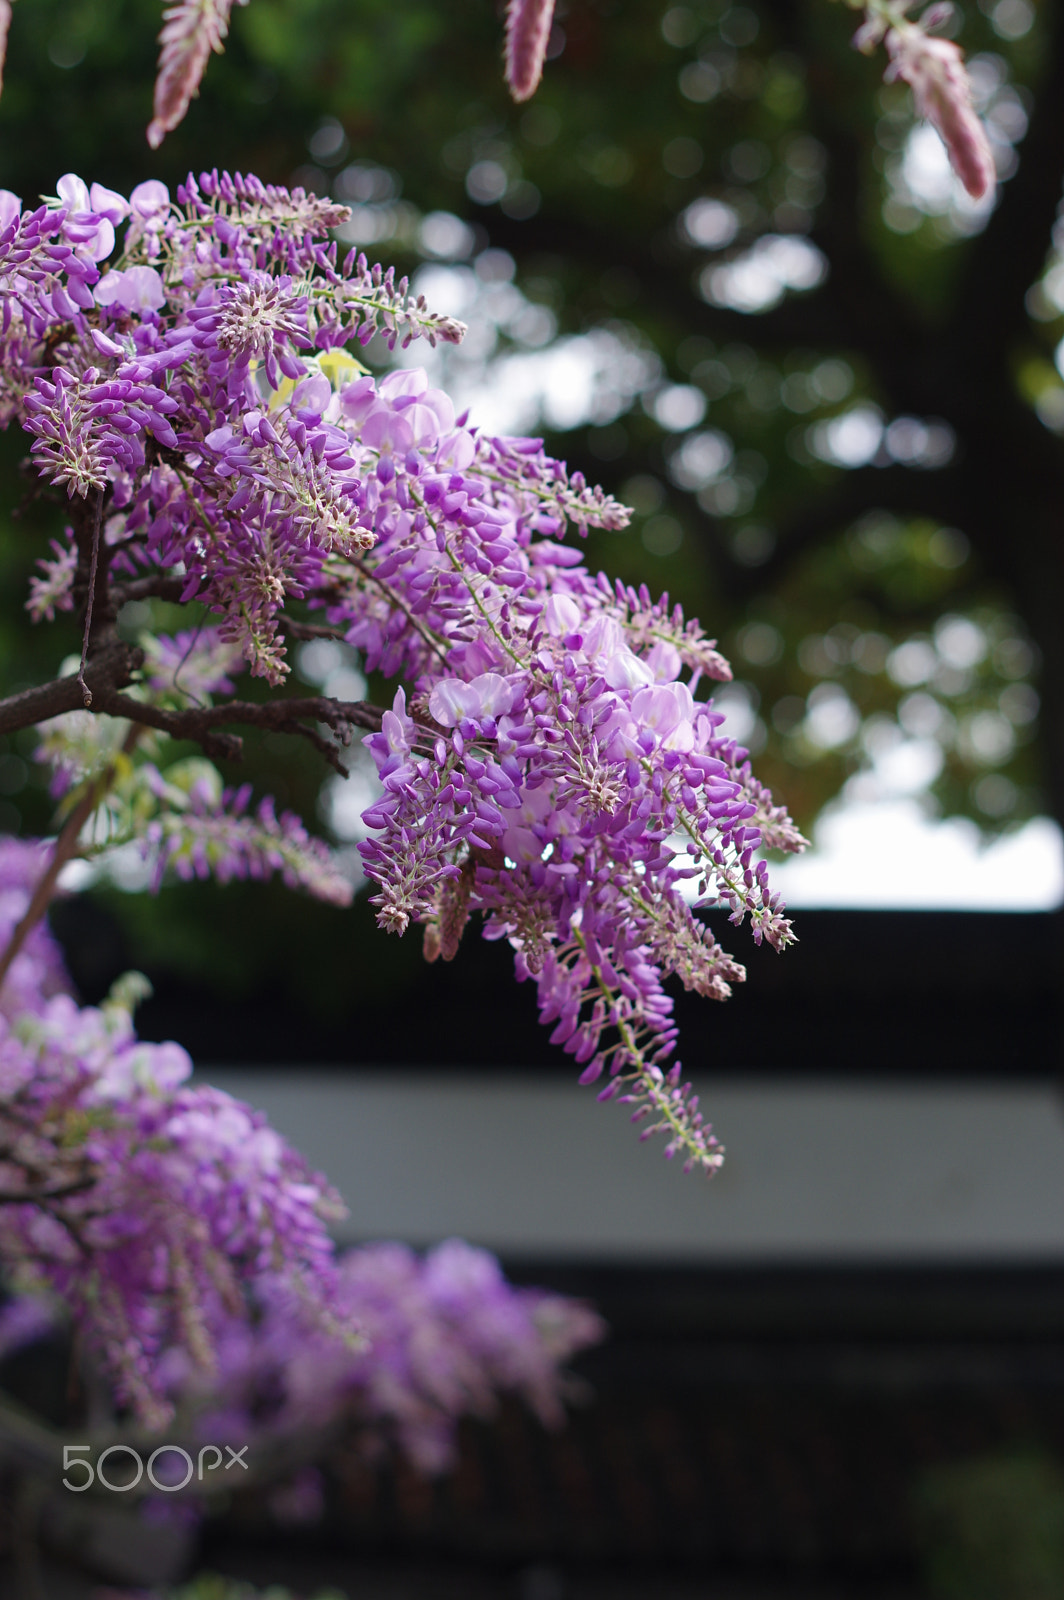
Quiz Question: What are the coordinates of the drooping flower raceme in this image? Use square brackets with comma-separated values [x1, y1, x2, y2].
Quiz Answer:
[148, 0, 247, 150]
[850, 1, 995, 201]
[0, 839, 346, 1425]
[0, 170, 804, 1178]
[0, 1233, 603, 1481]
[183, 1238, 604, 1475]
[884, 25, 995, 201]
[0, 844, 601, 1435]
[504, 0, 558, 102]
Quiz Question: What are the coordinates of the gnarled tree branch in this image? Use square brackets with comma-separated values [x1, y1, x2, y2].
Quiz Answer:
[0, 644, 142, 739]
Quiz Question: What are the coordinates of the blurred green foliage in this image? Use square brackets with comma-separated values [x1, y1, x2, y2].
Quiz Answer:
[159, 1577, 346, 1600]
[0, 0, 1057, 1020]
[915, 1451, 1064, 1600]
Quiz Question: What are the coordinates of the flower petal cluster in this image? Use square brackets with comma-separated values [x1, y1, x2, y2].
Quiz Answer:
[26, 531, 78, 623]
[0, 843, 596, 1439]
[0, 189, 98, 333]
[0, 840, 347, 1425]
[3, 170, 802, 1173]
[140, 624, 246, 700]
[885, 28, 994, 200]
[331, 388, 806, 1169]
[2, 171, 466, 684]
[189, 1238, 604, 1473]
[140, 765, 353, 903]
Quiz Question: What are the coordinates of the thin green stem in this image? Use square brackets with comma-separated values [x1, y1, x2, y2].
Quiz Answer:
[570, 927, 713, 1166]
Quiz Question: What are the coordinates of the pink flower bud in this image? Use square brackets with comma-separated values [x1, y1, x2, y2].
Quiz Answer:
[0, 0, 11, 96]
[504, 0, 556, 103]
[852, 14, 888, 53]
[885, 28, 995, 201]
[148, 0, 238, 149]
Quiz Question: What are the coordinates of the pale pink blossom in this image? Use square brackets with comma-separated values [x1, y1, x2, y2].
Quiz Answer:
[645, 640, 683, 682]
[89, 184, 131, 225]
[130, 179, 171, 222]
[56, 174, 116, 260]
[544, 593, 582, 637]
[429, 673, 515, 727]
[630, 682, 697, 752]
[95, 264, 166, 314]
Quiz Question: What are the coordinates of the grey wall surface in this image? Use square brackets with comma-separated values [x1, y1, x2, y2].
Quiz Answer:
[197, 1070, 1064, 1262]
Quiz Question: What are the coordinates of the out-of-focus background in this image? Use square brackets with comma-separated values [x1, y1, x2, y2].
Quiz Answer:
[1, 0, 1063, 1594]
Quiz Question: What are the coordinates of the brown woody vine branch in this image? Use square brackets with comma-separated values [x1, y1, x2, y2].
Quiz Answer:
[93, 690, 386, 773]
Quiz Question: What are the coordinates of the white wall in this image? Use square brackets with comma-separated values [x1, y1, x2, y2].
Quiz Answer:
[197, 1070, 1064, 1263]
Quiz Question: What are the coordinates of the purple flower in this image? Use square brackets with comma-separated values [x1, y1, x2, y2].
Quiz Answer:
[26, 531, 77, 622]
[0, 168, 803, 1177]
[131, 179, 171, 220]
[55, 173, 116, 262]
[187, 1238, 604, 1474]
[89, 184, 132, 225]
[142, 626, 246, 698]
[0, 902, 349, 1422]
[853, 9, 995, 203]
[95, 264, 166, 314]
[429, 673, 515, 727]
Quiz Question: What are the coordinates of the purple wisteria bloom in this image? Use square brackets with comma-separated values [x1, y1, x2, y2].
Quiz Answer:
[0, 840, 347, 1424]
[0, 828, 601, 1437]
[1, 169, 804, 1182]
[183, 1238, 603, 1475]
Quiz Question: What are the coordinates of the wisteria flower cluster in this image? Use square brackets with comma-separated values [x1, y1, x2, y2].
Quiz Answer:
[0, 840, 346, 1425]
[186, 1237, 604, 1476]
[847, 0, 996, 199]
[0, 164, 807, 1434]
[0, 168, 803, 1177]
[0, 841, 600, 1434]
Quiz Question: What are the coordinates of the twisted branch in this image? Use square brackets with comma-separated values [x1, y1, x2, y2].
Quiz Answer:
[93, 689, 386, 771]
[0, 644, 142, 739]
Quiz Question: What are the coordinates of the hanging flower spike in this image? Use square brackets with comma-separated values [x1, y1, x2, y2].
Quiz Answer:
[852, 3, 995, 204]
[0, 171, 802, 1177]
[26, 532, 77, 623]
[188, 1240, 605, 1474]
[504, 0, 556, 103]
[0, 0, 13, 99]
[147, 0, 246, 149]
[884, 25, 994, 200]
